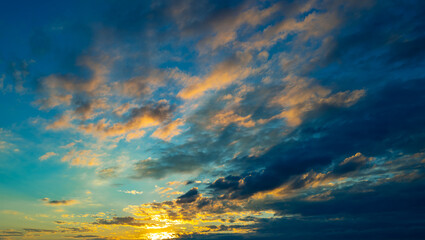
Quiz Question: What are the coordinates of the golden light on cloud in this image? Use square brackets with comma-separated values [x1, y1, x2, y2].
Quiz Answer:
[147, 231, 176, 240]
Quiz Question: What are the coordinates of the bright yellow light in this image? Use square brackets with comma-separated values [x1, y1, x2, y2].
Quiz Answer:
[147, 232, 176, 240]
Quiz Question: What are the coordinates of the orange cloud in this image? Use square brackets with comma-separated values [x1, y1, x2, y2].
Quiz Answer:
[61, 149, 101, 167]
[39, 152, 58, 161]
[41, 198, 79, 206]
[263, 76, 365, 126]
[178, 52, 257, 99]
[151, 119, 185, 141]
[210, 111, 255, 128]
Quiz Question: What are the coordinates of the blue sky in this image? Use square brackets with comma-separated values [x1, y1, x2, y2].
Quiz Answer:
[1, 0, 425, 239]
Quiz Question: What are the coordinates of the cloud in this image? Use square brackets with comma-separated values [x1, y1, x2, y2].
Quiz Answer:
[178, 52, 258, 99]
[0, 229, 24, 237]
[243, 4, 341, 51]
[9, 60, 29, 93]
[113, 69, 165, 98]
[0, 210, 21, 215]
[132, 153, 202, 179]
[97, 167, 119, 179]
[39, 152, 58, 161]
[266, 75, 365, 126]
[119, 190, 143, 195]
[60, 142, 76, 148]
[113, 103, 137, 116]
[125, 129, 146, 142]
[24, 228, 57, 233]
[41, 198, 79, 206]
[332, 152, 370, 176]
[210, 110, 255, 128]
[78, 101, 173, 139]
[93, 216, 145, 227]
[197, 2, 281, 51]
[72, 235, 101, 239]
[61, 149, 101, 166]
[39, 56, 110, 97]
[151, 118, 185, 141]
[176, 187, 200, 204]
[155, 187, 173, 194]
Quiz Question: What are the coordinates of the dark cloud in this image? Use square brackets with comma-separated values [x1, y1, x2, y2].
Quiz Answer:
[72, 235, 100, 238]
[24, 228, 56, 233]
[93, 217, 145, 227]
[207, 75, 425, 199]
[177, 187, 200, 204]
[58, 225, 90, 233]
[0, 230, 23, 237]
[41, 198, 78, 206]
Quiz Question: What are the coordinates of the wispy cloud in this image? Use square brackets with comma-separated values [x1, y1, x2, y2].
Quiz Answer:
[41, 198, 79, 206]
[118, 190, 143, 195]
[39, 152, 58, 161]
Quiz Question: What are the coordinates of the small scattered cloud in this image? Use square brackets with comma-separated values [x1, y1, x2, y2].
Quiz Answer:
[0, 210, 22, 215]
[60, 142, 76, 148]
[41, 198, 79, 206]
[39, 152, 58, 161]
[61, 149, 102, 166]
[97, 167, 119, 179]
[118, 190, 143, 195]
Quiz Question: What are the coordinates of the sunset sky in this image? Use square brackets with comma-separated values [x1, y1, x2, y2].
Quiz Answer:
[1, 0, 425, 239]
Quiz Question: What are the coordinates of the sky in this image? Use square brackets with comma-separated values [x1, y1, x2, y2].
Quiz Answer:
[0, 0, 425, 239]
